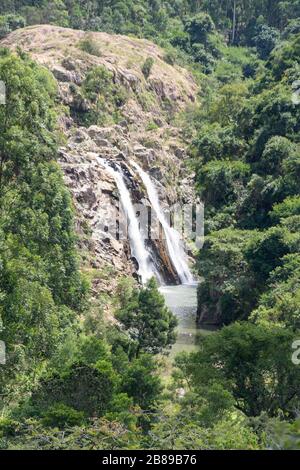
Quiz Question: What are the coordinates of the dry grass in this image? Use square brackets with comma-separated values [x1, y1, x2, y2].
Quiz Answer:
[0, 25, 197, 109]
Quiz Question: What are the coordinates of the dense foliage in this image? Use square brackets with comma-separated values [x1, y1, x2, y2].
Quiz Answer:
[0, 49, 176, 448]
[182, 2, 300, 450]
[0, 0, 299, 452]
[0, 49, 87, 402]
[192, 25, 300, 330]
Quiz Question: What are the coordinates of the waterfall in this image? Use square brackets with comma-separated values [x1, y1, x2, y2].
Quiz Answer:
[98, 158, 156, 284]
[131, 160, 194, 285]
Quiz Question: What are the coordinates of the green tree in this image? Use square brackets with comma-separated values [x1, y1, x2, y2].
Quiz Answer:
[0, 49, 57, 194]
[182, 323, 300, 417]
[258, 136, 295, 176]
[0, 50, 87, 406]
[252, 24, 280, 59]
[197, 229, 257, 325]
[32, 360, 118, 417]
[244, 226, 291, 282]
[196, 160, 250, 208]
[121, 354, 162, 411]
[184, 13, 215, 45]
[0, 14, 26, 39]
[116, 278, 177, 356]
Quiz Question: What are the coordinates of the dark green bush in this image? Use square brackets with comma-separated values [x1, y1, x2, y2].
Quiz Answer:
[142, 57, 154, 79]
[42, 403, 85, 428]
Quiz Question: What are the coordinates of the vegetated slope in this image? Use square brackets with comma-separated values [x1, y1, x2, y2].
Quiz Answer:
[1, 25, 198, 290]
[191, 31, 300, 327]
[0, 37, 179, 450]
[1, 5, 299, 449]
[2, 25, 196, 105]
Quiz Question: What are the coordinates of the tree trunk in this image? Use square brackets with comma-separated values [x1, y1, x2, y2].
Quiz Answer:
[232, 0, 237, 44]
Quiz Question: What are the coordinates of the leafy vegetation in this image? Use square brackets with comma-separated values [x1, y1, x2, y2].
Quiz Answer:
[0, 0, 299, 451]
[142, 57, 154, 79]
[183, 2, 300, 449]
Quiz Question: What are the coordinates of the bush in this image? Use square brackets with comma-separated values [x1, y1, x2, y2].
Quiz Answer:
[142, 57, 154, 79]
[32, 361, 118, 417]
[146, 121, 159, 131]
[121, 354, 162, 411]
[42, 403, 85, 428]
[0, 14, 26, 39]
[271, 196, 300, 222]
[163, 50, 176, 65]
[253, 24, 280, 59]
[0, 417, 19, 437]
[78, 34, 102, 57]
[184, 13, 215, 45]
[80, 66, 127, 125]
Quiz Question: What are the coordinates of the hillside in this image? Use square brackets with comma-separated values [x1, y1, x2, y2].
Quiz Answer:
[0, 2, 300, 453]
[1, 25, 198, 290]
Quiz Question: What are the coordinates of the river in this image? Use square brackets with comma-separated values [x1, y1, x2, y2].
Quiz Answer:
[160, 283, 216, 364]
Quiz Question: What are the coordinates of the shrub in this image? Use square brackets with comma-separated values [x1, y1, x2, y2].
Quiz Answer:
[42, 403, 85, 428]
[163, 50, 176, 65]
[142, 57, 154, 79]
[0, 14, 26, 39]
[259, 136, 295, 175]
[78, 34, 102, 57]
[0, 417, 19, 437]
[32, 361, 118, 417]
[146, 121, 159, 131]
[81, 66, 127, 125]
[270, 196, 300, 222]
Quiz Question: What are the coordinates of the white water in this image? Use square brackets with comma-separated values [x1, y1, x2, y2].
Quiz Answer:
[98, 159, 155, 284]
[131, 160, 194, 284]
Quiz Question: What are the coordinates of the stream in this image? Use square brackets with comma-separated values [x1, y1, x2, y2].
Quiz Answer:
[160, 283, 216, 363]
[99, 158, 213, 362]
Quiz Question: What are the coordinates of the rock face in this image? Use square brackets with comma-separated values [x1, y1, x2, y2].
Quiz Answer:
[1, 25, 199, 287]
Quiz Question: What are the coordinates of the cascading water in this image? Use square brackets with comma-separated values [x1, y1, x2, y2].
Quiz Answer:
[98, 158, 156, 284]
[131, 160, 194, 285]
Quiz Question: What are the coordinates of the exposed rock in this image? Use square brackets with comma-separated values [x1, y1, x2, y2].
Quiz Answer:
[52, 65, 74, 82]
[1, 25, 199, 293]
[117, 68, 140, 91]
[61, 57, 78, 71]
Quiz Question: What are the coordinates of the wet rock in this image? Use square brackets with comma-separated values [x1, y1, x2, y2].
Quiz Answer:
[149, 167, 163, 181]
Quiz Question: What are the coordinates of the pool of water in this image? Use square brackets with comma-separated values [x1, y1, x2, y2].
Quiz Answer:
[160, 283, 216, 361]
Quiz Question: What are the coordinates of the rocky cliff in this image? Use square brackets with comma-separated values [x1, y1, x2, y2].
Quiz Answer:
[1, 25, 199, 292]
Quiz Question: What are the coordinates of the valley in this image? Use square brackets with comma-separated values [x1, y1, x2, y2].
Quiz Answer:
[0, 1, 299, 451]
